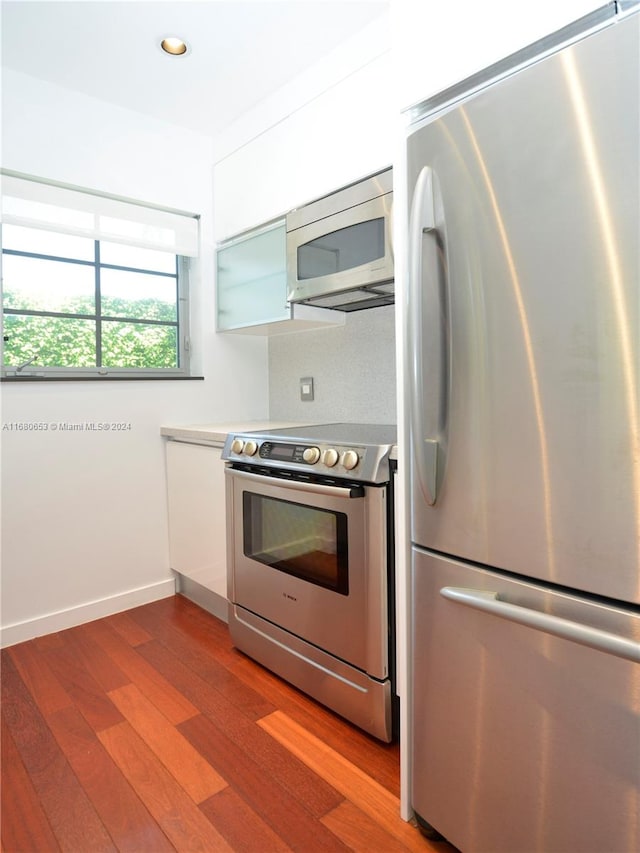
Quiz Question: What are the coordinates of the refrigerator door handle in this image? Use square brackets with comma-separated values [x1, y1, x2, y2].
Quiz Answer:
[409, 165, 444, 506]
[440, 587, 640, 664]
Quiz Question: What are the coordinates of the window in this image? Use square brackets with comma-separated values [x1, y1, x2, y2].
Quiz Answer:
[1, 174, 199, 378]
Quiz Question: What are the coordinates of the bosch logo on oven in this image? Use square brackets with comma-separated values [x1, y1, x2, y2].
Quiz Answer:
[283, 592, 297, 602]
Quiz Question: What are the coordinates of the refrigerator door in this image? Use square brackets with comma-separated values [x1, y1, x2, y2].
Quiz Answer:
[407, 13, 640, 602]
[411, 546, 640, 853]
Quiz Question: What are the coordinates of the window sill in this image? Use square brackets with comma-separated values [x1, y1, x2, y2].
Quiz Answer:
[1, 375, 204, 382]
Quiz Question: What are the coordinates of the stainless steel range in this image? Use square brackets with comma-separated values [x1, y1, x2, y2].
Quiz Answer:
[222, 423, 397, 741]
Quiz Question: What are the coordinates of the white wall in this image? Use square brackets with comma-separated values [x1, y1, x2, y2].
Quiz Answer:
[0, 69, 270, 646]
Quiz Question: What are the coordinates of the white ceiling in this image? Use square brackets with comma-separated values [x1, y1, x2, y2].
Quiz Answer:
[1, 0, 388, 138]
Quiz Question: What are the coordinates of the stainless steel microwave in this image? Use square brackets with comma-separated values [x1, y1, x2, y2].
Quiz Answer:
[286, 168, 393, 312]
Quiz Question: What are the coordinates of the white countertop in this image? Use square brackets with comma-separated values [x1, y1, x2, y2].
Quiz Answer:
[160, 421, 307, 445]
[161, 420, 398, 460]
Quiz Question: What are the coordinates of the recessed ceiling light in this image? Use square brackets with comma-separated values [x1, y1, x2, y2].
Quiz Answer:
[160, 37, 188, 56]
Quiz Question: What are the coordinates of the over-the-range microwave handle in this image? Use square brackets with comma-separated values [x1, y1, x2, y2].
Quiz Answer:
[408, 165, 447, 506]
[440, 587, 640, 664]
[225, 466, 365, 499]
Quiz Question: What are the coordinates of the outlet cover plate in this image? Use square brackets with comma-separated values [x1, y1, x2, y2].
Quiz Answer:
[300, 376, 314, 402]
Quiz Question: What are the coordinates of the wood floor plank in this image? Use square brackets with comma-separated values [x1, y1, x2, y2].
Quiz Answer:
[179, 713, 350, 852]
[81, 617, 199, 724]
[258, 710, 440, 853]
[32, 631, 66, 653]
[128, 601, 277, 721]
[1, 716, 60, 853]
[7, 640, 73, 717]
[130, 594, 230, 648]
[98, 720, 234, 852]
[1, 651, 116, 852]
[63, 623, 132, 693]
[47, 705, 174, 853]
[105, 610, 153, 646]
[43, 642, 125, 731]
[139, 638, 343, 818]
[2, 596, 415, 853]
[108, 682, 228, 803]
[229, 647, 401, 796]
[131, 596, 399, 795]
[200, 787, 294, 853]
[321, 800, 413, 853]
[147, 596, 401, 792]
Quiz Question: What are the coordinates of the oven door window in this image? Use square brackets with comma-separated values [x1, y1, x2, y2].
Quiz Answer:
[243, 492, 349, 595]
[296, 218, 385, 280]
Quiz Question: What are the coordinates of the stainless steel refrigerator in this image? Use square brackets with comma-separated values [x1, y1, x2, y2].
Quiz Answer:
[406, 5, 640, 852]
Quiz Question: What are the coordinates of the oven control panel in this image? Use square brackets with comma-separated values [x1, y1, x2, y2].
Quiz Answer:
[226, 437, 366, 476]
[222, 427, 396, 483]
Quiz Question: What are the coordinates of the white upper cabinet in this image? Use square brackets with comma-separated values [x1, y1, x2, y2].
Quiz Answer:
[213, 18, 393, 241]
[394, 0, 607, 112]
[216, 218, 344, 335]
[212, 2, 605, 242]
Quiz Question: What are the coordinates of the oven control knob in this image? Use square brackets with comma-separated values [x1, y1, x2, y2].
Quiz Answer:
[321, 448, 339, 468]
[303, 446, 321, 464]
[244, 440, 258, 456]
[230, 438, 244, 454]
[341, 450, 359, 470]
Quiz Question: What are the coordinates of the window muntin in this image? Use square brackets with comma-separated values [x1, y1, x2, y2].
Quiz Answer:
[2, 224, 189, 376]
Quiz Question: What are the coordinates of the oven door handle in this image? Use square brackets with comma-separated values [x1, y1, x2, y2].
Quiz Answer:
[226, 467, 365, 499]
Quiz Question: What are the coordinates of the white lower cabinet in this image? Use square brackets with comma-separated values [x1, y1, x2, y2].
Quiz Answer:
[165, 439, 227, 599]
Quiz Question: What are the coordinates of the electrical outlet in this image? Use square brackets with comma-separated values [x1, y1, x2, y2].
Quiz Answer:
[300, 376, 314, 402]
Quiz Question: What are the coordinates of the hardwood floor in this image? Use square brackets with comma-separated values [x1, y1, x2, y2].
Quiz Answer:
[1, 594, 454, 852]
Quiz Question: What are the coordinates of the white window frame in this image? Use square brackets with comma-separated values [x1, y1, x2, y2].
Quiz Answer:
[1, 172, 199, 380]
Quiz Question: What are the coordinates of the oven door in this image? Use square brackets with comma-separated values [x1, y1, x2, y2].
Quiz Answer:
[226, 466, 388, 679]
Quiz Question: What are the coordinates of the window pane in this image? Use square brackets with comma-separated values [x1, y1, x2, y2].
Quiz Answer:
[2, 224, 95, 261]
[101, 321, 178, 368]
[100, 241, 177, 273]
[2, 254, 95, 314]
[100, 268, 177, 321]
[3, 314, 96, 367]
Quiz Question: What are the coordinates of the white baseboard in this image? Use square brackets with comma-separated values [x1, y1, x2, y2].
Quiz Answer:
[0, 577, 177, 648]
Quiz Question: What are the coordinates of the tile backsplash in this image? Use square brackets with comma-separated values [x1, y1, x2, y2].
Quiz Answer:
[268, 305, 396, 424]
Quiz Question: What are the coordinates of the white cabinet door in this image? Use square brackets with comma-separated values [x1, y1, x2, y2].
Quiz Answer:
[213, 51, 393, 241]
[165, 440, 227, 597]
